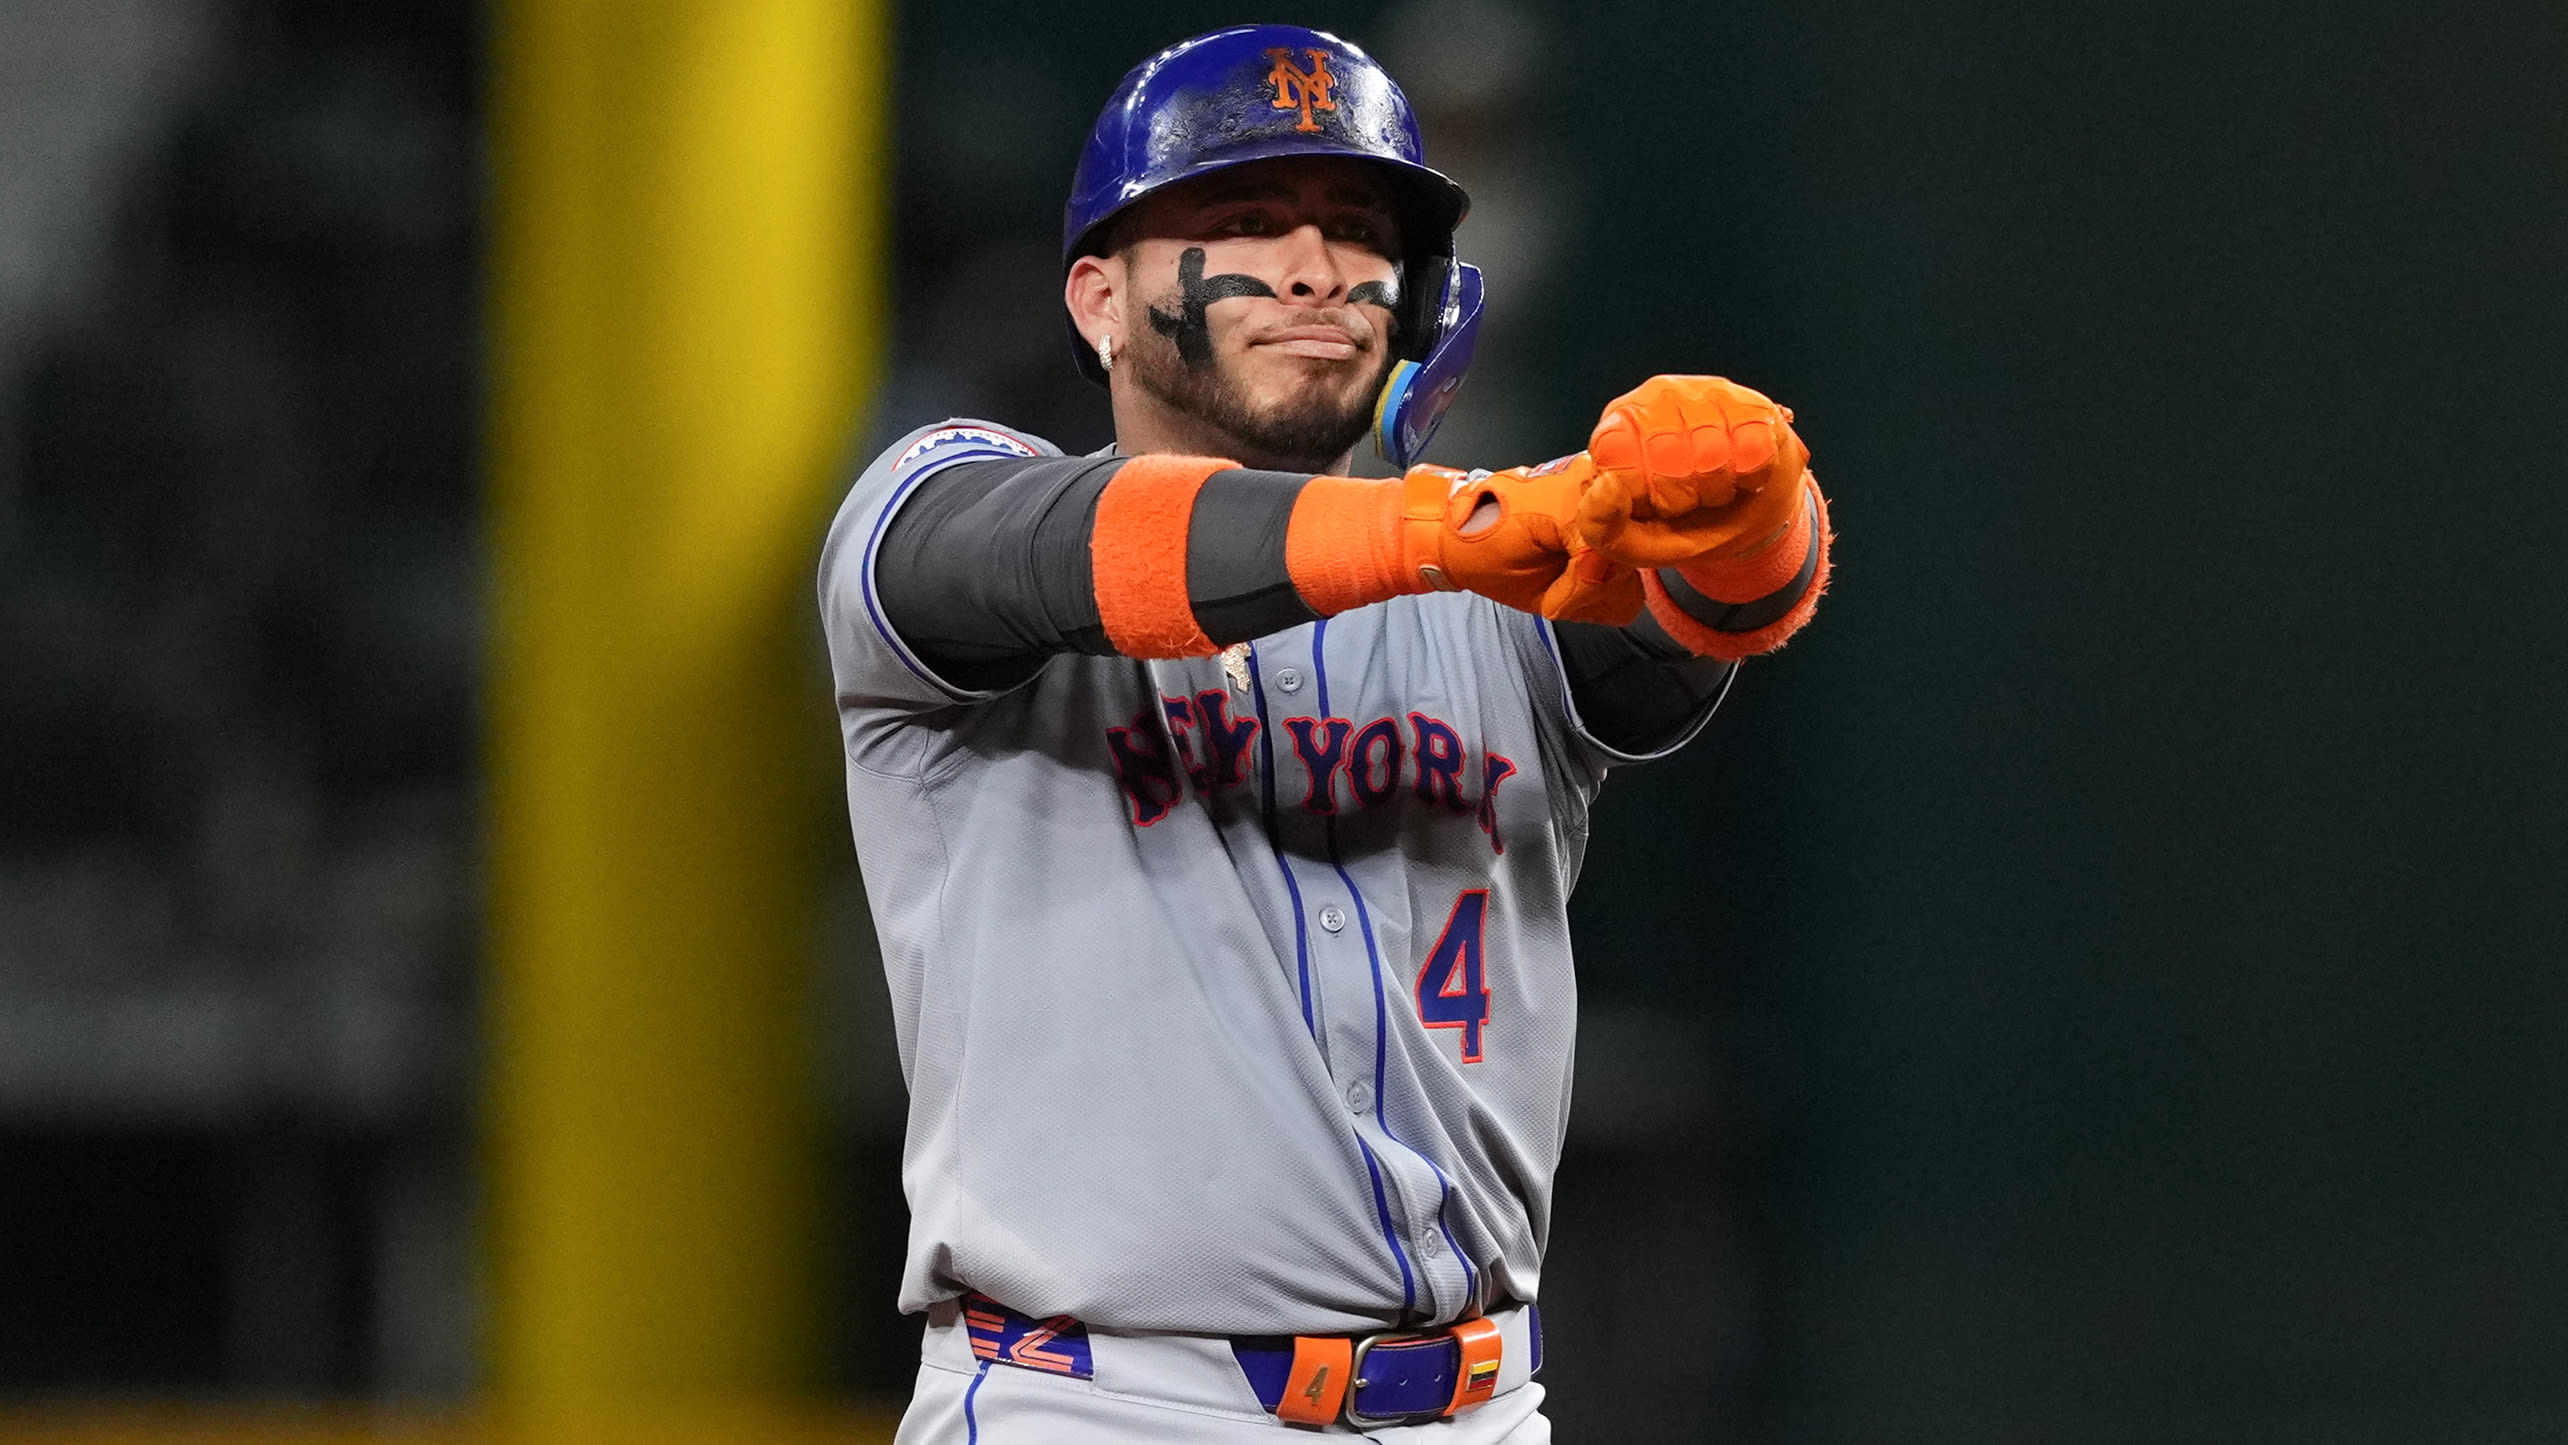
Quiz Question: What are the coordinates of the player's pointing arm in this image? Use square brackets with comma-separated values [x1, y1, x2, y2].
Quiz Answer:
[868, 377, 1830, 708]
[869, 445, 1648, 693]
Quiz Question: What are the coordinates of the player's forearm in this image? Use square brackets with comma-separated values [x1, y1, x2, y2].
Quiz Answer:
[872, 450, 1819, 699]
[873, 456, 1323, 688]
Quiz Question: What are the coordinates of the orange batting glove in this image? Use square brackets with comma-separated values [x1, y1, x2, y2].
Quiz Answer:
[1286, 458, 1642, 625]
[1576, 375, 1812, 570]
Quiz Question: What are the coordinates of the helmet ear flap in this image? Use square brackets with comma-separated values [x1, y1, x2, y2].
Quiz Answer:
[1393, 250, 1445, 363]
[1375, 260, 1485, 468]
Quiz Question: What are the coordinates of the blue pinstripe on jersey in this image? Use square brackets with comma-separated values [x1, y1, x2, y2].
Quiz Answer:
[1243, 643, 1318, 1034]
[1309, 618, 1481, 1312]
[1285, 623, 1420, 1316]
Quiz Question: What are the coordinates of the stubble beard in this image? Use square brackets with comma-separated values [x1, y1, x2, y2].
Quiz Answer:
[1127, 335, 1394, 475]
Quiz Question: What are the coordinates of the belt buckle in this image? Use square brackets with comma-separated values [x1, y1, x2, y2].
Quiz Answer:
[1342, 1328, 1436, 1431]
[1340, 1314, 1508, 1428]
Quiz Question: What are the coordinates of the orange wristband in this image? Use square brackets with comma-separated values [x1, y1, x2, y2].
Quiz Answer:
[1643, 481, 1833, 660]
[1673, 477, 1818, 603]
[1091, 454, 1230, 658]
[1283, 474, 1418, 616]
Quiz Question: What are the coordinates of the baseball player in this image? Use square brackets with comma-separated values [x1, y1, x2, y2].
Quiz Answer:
[819, 25, 1831, 1441]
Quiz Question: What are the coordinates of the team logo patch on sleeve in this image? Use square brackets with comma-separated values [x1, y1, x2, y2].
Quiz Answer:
[895, 424, 1039, 470]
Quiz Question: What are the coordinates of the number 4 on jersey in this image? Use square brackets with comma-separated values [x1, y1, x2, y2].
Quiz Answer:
[1416, 890, 1491, 1062]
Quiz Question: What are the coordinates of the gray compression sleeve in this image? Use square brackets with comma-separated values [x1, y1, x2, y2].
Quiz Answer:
[1553, 614, 1739, 756]
[872, 457, 1321, 692]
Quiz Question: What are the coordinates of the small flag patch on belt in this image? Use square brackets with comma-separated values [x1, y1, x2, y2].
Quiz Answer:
[1446, 1316, 1505, 1414]
[961, 1292, 1094, 1379]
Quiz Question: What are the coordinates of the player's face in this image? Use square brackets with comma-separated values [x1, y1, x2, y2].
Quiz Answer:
[1115, 157, 1405, 471]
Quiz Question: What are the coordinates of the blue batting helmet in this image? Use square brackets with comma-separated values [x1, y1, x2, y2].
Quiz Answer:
[1062, 25, 1486, 467]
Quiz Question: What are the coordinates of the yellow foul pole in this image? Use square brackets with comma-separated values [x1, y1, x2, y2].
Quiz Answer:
[485, 0, 885, 1410]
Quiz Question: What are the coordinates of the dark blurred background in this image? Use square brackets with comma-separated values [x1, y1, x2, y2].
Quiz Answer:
[0, 0, 480, 1401]
[3, 0, 2563, 1439]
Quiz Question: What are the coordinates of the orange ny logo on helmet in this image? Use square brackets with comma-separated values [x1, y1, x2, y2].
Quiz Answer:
[1264, 47, 1337, 133]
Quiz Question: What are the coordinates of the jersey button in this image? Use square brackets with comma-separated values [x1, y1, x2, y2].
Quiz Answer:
[1345, 1082, 1372, 1113]
[1275, 666, 1303, 692]
[1318, 905, 1346, 933]
[1418, 1231, 1444, 1257]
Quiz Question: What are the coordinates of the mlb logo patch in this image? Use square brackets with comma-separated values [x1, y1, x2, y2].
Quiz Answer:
[897, 424, 1038, 469]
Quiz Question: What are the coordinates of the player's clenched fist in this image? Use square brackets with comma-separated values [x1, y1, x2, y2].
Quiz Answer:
[1579, 375, 1811, 569]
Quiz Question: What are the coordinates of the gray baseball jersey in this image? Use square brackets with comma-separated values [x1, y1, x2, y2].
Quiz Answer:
[819, 420, 1714, 1337]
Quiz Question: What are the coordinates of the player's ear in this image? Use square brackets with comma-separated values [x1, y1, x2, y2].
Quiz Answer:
[1064, 253, 1123, 353]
